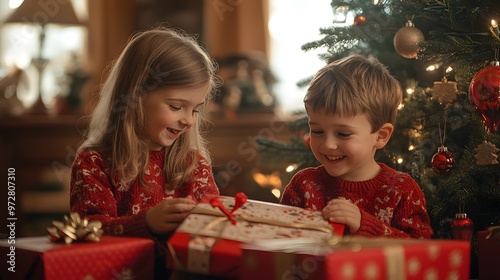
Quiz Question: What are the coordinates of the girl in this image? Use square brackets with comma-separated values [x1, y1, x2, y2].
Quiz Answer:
[69, 27, 220, 277]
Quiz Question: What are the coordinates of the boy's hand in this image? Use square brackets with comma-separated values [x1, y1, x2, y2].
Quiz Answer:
[145, 195, 196, 235]
[322, 199, 361, 234]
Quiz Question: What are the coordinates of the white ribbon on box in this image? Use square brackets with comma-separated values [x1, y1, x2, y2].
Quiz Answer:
[383, 245, 406, 280]
[187, 236, 217, 275]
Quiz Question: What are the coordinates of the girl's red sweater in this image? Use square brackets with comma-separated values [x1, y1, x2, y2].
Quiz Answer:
[70, 149, 219, 238]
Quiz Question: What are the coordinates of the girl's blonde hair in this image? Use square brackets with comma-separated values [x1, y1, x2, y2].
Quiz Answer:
[79, 27, 219, 189]
[304, 55, 402, 132]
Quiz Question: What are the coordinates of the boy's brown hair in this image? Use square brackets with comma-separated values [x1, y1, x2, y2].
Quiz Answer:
[304, 55, 402, 133]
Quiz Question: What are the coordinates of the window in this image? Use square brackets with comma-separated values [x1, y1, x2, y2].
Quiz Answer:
[0, 0, 87, 108]
[268, 0, 353, 113]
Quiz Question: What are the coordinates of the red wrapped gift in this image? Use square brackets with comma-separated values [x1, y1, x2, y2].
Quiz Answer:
[478, 229, 500, 280]
[166, 194, 345, 278]
[0, 236, 154, 280]
[240, 237, 471, 280]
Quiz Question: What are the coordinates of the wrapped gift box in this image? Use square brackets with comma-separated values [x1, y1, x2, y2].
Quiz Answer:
[0, 235, 154, 280]
[166, 195, 345, 278]
[240, 237, 470, 280]
[478, 230, 500, 280]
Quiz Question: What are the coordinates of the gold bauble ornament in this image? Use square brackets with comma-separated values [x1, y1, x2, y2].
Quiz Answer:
[394, 20, 425, 59]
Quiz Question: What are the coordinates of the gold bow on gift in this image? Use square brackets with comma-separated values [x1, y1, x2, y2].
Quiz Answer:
[47, 212, 103, 244]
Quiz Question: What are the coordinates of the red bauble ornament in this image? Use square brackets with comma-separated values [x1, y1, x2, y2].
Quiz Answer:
[431, 146, 454, 174]
[452, 213, 474, 241]
[353, 14, 366, 26]
[469, 61, 500, 133]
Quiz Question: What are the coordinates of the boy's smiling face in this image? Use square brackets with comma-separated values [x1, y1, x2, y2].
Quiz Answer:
[307, 108, 392, 181]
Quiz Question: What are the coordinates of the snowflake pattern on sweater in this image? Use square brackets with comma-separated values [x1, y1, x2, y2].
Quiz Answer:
[280, 163, 433, 239]
[70, 149, 219, 238]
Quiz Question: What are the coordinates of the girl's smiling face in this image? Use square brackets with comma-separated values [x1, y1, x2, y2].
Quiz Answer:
[143, 84, 209, 150]
[307, 108, 392, 181]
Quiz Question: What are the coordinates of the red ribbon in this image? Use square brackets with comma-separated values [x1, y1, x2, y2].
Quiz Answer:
[209, 192, 248, 225]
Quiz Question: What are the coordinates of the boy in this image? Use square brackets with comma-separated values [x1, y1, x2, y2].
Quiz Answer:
[280, 55, 432, 239]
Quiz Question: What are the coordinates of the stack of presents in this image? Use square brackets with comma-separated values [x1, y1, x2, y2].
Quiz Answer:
[1, 193, 496, 279]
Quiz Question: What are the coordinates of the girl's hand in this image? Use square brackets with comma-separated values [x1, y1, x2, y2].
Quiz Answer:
[322, 199, 361, 234]
[145, 195, 196, 235]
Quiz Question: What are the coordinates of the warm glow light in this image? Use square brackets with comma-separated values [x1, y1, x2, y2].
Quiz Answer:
[426, 64, 439, 71]
[397, 158, 404, 164]
[271, 188, 281, 198]
[406, 87, 414, 94]
[3, 51, 30, 69]
[445, 66, 453, 73]
[491, 19, 500, 36]
[252, 170, 282, 189]
[9, 0, 23, 9]
[408, 145, 415, 151]
[286, 164, 298, 173]
[398, 103, 404, 110]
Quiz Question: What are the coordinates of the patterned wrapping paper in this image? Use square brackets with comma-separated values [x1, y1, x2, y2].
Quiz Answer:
[240, 236, 471, 280]
[181, 196, 343, 242]
[0, 236, 155, 280]
[166, 195, 345, 277]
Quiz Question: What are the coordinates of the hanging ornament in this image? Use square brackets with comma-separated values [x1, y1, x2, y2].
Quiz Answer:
[432, 146, 454, 174]
[353, 14, 366, 26]
[452, 213, 474, 241]
[393, 19, 425, 59]
[431, 116, 454, 174]
[469, 61, 500, 133]
[432, 77, 458, 105]
[474, 140, 499, 165]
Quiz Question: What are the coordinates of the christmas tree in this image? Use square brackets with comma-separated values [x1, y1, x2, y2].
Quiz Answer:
[257, 0, 500, 242]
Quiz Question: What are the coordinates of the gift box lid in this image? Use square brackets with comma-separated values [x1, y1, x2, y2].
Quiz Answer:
[181, 195, 345, 243]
